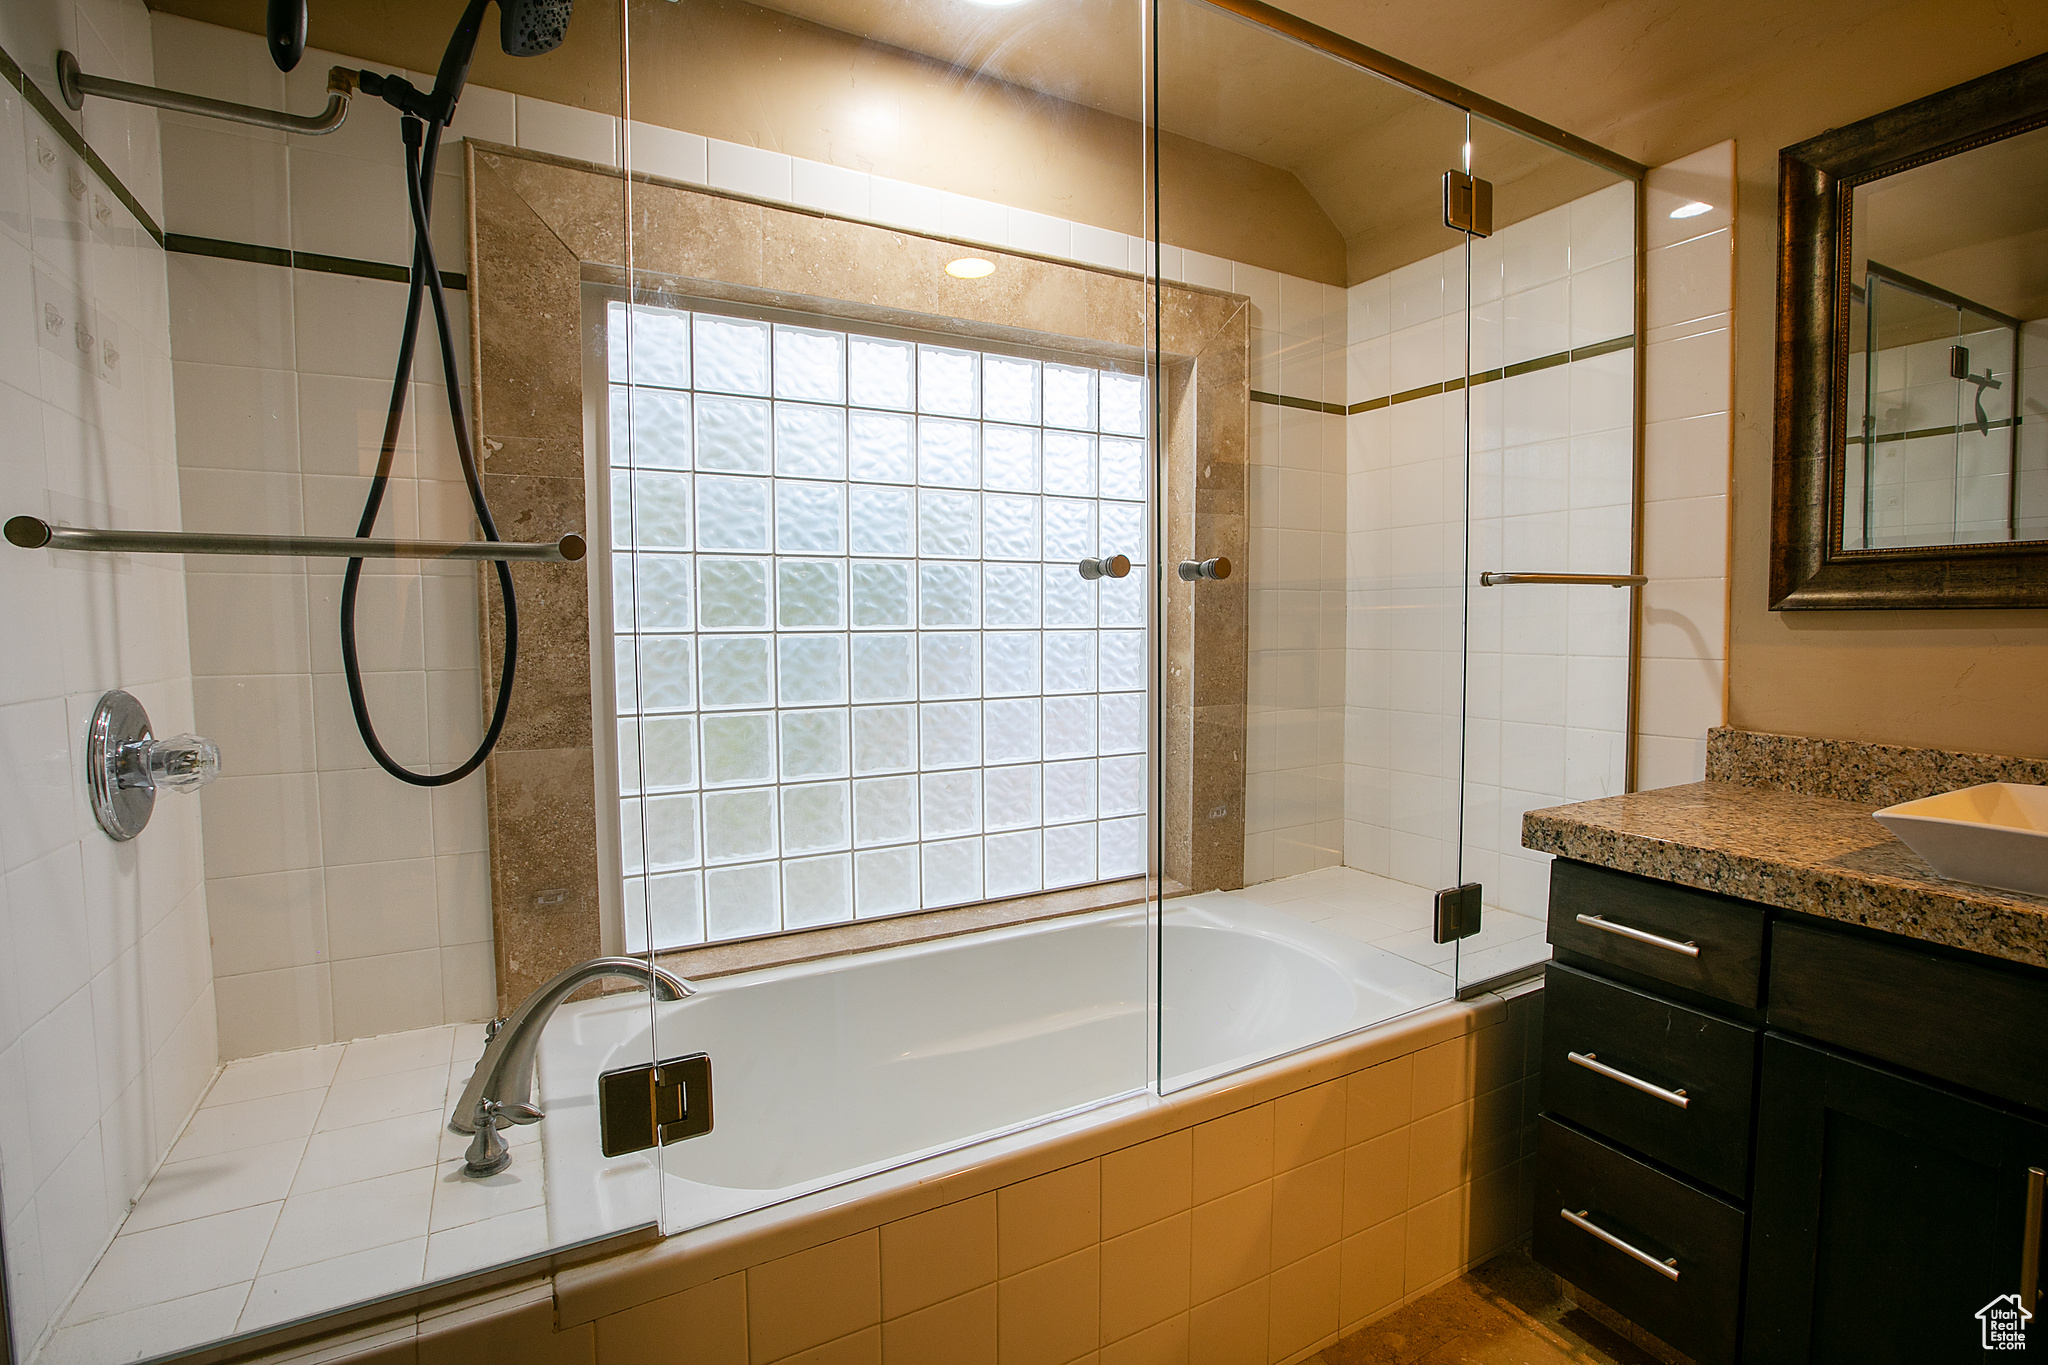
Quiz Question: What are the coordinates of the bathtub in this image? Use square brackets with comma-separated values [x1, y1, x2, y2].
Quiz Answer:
[535, 895, 1450, 1243]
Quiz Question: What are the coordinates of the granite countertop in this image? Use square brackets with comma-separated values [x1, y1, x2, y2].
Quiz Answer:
[1522, 780, 2048, 972]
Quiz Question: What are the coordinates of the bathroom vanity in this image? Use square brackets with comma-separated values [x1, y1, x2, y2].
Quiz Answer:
[1521, 729, 2048, 1364]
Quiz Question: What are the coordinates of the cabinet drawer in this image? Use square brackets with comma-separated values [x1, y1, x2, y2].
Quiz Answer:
[1541, 963, 1758, 1197]
[1768, 920, 2048, 1115]
[1547, 860, 1767, 1010]
[1533, 1116, 1747, 1365]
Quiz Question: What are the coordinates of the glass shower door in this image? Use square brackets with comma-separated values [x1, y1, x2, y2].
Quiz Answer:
[1457, 122, 1641, 986]
[1151, 0, 1477, 1092]
[612, 0, 1156, 1236]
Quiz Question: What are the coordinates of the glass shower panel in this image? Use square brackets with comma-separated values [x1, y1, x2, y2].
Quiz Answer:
[3, 6, 669, 1362]
[615, 0, 1153, 1236]
[1153, 0, 1473, 1093]
[1459, 120, 1640, 984]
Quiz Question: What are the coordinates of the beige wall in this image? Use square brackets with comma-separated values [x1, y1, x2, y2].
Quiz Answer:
[1269, 0, 2048, 757]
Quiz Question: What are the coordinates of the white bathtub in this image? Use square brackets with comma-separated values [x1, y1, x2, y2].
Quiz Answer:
[536, 895, 1449, 1242]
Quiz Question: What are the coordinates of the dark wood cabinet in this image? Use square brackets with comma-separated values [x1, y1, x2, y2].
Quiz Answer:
[1743, 1034, 2048, 1364]
[1541, 963, 1758, 1198]
[1532, 860, 2048, 1362]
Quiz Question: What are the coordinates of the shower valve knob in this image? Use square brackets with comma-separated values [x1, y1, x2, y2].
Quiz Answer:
[86, 690, 220, 842]
[1177, 557, 1231, 582]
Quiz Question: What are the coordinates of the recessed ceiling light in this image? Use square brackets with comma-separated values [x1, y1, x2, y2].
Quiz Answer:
[946, 258, 995, 279]
[1669, 201, 1713, 219]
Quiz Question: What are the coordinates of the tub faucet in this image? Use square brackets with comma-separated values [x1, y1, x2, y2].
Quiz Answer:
[450, 956, 694, 1176]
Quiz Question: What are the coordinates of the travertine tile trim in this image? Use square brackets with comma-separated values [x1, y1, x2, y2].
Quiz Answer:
[466, 142, 1251, 1006]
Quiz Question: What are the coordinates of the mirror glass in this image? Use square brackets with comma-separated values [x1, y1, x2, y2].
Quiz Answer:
[1841, 123, 2048, 550]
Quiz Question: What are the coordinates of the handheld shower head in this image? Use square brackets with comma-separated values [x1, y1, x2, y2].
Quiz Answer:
[500, 0, 575, 56]
[391, 0, 574, 126]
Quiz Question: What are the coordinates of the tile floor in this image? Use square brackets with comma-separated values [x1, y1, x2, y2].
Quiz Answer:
[31, 866, 1547, 1365]
[1216, 865, 1551, 990]
[38, 1024, 552, 1365]
[1307, 1243, 1667, 1365]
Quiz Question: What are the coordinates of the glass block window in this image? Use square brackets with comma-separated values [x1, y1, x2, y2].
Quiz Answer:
[603, 300, 1151, 951]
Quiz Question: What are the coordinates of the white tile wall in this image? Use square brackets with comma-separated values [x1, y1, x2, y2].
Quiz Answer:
[1638, 142, 1734, 790]
[151, 16, 499, 1057]
[0, 4, 215, 1359]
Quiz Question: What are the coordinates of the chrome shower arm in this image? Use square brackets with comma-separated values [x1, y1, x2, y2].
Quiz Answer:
[57, 51, 353, 135]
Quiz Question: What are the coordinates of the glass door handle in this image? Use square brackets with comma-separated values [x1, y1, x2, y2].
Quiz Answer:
[1176, 557, 1231, 582]
[1078, 555, 1131, 580]
[1479, 571, 1644, 587]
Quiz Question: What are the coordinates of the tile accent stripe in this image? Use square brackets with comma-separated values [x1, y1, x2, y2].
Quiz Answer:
[0, 39, 165, 246]
[1249, 390, 1347, 416]
[165, 233, 469, 292]
[1250, 332, 1638, 416]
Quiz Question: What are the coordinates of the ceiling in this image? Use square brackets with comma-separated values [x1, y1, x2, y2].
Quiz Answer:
[741, 0, 1625, 271]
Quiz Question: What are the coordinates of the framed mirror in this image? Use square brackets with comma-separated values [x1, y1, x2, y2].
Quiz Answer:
[1772, 52, 2048, 608]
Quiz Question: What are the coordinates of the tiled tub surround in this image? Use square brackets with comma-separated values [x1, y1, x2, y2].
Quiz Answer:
[193, 976, 1545, 1365]
[1522, 726, 2048, 970]
[38, 865, 1542, 1365]
[0, 8, 218, 1360]
[41, 1022, 552, 1364]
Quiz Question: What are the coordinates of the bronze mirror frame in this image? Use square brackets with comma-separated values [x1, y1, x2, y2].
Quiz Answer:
[1771, 51, 2048, 609]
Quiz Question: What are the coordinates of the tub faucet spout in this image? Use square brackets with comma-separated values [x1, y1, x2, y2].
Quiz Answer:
[450, 956, 694, 1144]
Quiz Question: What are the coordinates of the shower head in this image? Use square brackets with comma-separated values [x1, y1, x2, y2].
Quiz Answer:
[500, 0, 574, 56]
[407, 0, 574, 125]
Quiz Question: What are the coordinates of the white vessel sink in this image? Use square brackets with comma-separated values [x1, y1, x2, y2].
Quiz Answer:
[1873, 782, 2048, 897]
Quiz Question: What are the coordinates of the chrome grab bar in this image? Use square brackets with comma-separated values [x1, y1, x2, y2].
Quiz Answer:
[1078, 554, 1131, 580]
[1560, 1209, 1681, 1281]
[1568, 1051, 1690, 1108]
[6, 516, 584, 563]
[58, 51, 354, 135]
[1575, 912, 1700, 958]
[1480, 571, 1646, 587]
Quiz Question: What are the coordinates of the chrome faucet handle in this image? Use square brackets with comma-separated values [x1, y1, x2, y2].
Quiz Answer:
[462, 1099, 512, 1178]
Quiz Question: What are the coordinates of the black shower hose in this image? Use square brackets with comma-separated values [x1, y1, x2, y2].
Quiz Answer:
[340, 115, 517, 786]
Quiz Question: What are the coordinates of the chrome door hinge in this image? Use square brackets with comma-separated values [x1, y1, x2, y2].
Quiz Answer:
[598, 1053, 712, 1157]
[1434, 882, 1482, 944]
[1443, 171, 1494, 237]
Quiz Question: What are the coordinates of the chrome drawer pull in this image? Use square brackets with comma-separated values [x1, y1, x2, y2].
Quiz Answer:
[1561, 1208, 1681, 1281]
[1575, 913, 1700, 958]
[1569, 1051, 1690, 1108]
